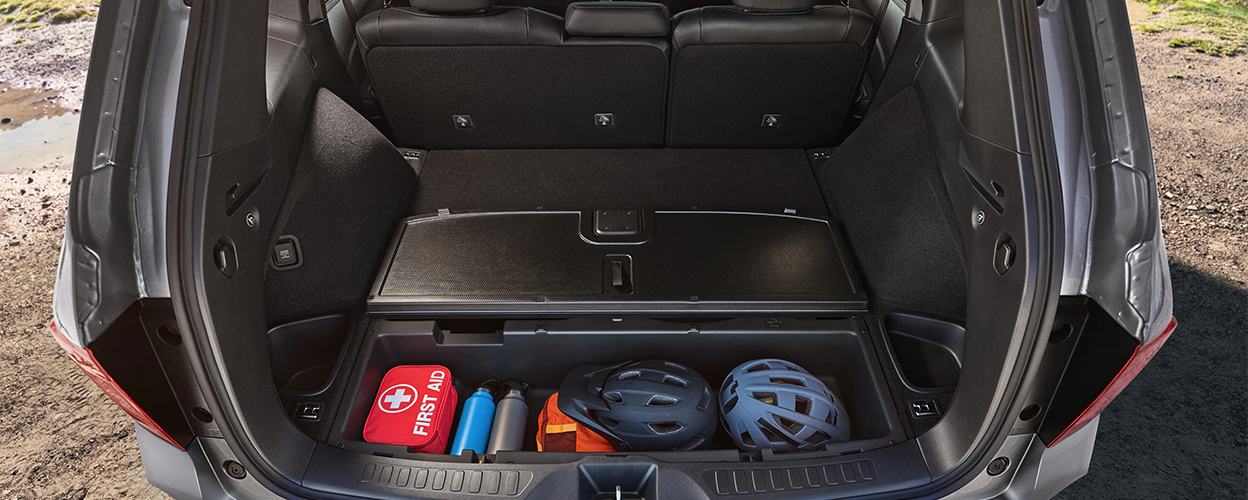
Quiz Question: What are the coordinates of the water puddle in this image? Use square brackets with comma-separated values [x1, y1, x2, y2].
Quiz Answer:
[0, 82, 81, 174]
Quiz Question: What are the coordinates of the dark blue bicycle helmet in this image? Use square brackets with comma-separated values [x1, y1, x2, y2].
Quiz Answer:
[559, 360, 717, 451]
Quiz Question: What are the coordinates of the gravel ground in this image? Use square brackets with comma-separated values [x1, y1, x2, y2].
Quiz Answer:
[0, 10, 1244, 500]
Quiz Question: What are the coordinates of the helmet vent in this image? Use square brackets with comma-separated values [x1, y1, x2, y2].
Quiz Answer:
[646, 394, 679, 407]
[752, 392, 778, 405]
[723, 374, 735, 392]
[599, 416, 620, 429]
[697, 387, 712, 410]
[807, 430, 831, 444]
[746, 363, 769, 373]
[664, 361, 689, 371]
[769, 377, 807, 387]
[739, 431, 756, 447]
[729, 381, 739, 395]
[662, 375, 689, 388]
[616, 370, 641, 380]
[649, 422, 683, 435]
[757, 422, 784, 443]
[673, 435, 705, 451]
[794, 395, 812, 416]
[603, 391, 624, 404]
[722, 395, 739, 414]
[772, 415, 804, 434]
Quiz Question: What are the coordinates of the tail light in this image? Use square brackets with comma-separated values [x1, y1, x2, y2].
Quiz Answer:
[1047, 317, 1178, 447]
[49, 320, 185, 450]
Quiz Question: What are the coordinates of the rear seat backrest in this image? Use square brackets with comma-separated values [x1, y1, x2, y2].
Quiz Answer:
[497, 0, 731, 17]
[325, 0, 383, 93]
[324, 0, 387, 123]
[667, 0, 874, 148]
[356, 0, 671, 149]
[849, 0, 906, 90]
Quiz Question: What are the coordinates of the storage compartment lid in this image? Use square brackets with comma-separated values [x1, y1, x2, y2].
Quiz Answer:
[368, 210, 867, 317]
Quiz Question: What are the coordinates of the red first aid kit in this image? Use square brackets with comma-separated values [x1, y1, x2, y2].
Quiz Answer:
[363, 365, 458, 453]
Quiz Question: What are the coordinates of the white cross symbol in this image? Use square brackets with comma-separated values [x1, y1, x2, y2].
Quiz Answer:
[384, 388, 412, 409]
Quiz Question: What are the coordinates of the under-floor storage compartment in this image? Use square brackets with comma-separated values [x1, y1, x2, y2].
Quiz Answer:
[328, 317, 903, 460]
[368, 210, 867, 317]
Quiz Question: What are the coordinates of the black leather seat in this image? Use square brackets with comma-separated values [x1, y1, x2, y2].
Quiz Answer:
[667, 0, 874, 148]
[356, 0, 671, 149]
[850, 0, 905, 92]
[497, 0, 731, 18]
[324, 0, 386, 119]
[325, 0, 383, 93]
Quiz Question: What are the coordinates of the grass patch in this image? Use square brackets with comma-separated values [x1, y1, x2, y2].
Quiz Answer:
[1169, 35, 1244, 54]
[49, 6, 90, 23]
[0, 0, 97, 27]
[1138, 0, 1248, 56]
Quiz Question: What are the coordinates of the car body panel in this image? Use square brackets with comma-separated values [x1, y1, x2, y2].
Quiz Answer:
[1044, 0, 1173, 344]
[53, 0, 189, 348]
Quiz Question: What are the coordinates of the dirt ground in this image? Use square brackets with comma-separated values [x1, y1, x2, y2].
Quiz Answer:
[0, 8, 1244, 500]
[0, 18, 171, 500]
[0, 20, 95, 110]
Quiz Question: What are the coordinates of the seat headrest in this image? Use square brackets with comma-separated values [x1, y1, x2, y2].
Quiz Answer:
[408, 0, 498, 14]
[731, 0, 819, 11]
[565, 2, 670, 37]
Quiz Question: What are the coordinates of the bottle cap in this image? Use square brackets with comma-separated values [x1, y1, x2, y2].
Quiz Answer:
[503, 380, 530, 395]
[475, 377, 502, 396]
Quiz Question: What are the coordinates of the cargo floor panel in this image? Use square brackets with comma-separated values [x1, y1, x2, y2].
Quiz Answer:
[327, 317, 904, 458]
[409, 149, 829, 215]
[368, 210, 867, 317]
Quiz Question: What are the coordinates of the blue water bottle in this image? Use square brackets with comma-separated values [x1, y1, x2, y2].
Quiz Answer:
[449, 378, 501, 456]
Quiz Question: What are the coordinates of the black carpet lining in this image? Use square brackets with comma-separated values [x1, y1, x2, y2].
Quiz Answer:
[814, 87, 967, 321]
[409, 149, 828, 216]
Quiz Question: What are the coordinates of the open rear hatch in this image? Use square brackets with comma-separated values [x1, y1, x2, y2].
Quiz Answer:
[161, 0, 1069, 495]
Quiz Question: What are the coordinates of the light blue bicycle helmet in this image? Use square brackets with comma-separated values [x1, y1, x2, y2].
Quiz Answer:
[720, 359, 851, 452]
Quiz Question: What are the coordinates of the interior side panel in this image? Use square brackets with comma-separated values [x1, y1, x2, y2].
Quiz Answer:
[263, 90, 416, 325]
[815, 87, 967, 321]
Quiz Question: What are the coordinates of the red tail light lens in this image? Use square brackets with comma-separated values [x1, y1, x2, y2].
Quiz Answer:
[1048, 317, 1178, 447]
[49, 320, 186, 451]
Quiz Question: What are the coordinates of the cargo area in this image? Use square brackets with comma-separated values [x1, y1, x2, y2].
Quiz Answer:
[261, 139, 971, 464]
[157, 0, 1078, 495]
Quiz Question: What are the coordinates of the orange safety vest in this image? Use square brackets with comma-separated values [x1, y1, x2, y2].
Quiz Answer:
[536, 392, 616, 452]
